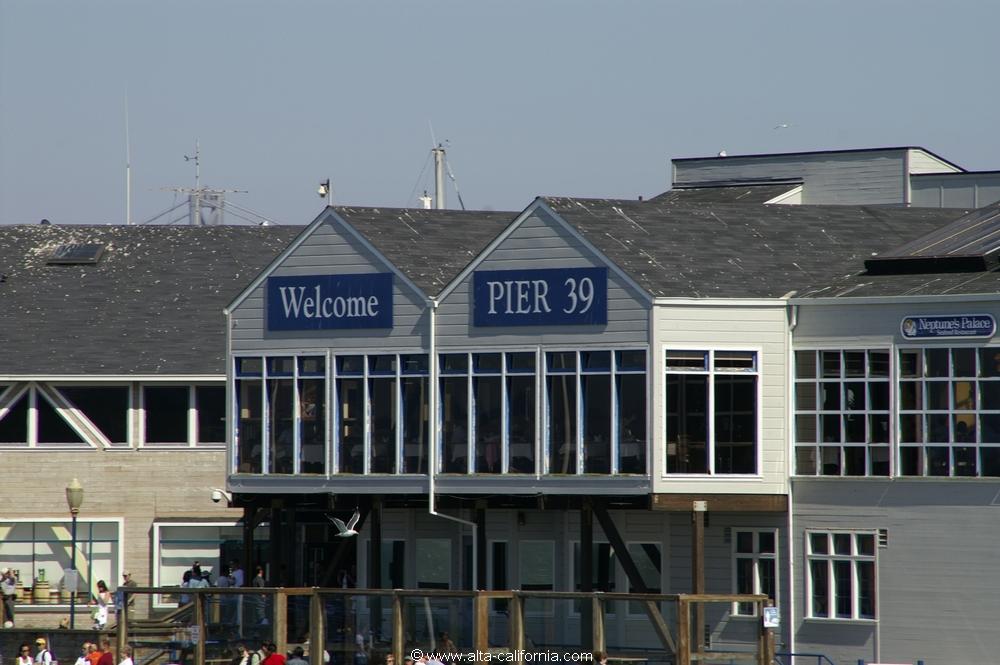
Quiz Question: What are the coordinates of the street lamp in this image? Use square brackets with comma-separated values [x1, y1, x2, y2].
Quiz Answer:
[65, 478, 84, 629]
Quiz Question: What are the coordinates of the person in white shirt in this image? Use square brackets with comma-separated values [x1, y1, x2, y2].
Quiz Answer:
[118, 646, 134, 665]
[75, 642, 92, 665]
[34, 638, 53, 665]
[17, 644, 33, 665]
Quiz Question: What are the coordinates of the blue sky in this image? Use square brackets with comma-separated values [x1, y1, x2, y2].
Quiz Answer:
[1, 0, 998, 225]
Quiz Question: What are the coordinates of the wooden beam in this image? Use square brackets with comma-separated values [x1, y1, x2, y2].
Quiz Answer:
[677, 598, 690, 665]
[310, 592, 325, 665]
[592, 503, 676, 654]
[370, 497, 383, 639]
[591, 596, 605, 655]
[474, 594, 489, 652]
[510, 594, 525, 665]
[651, 494, 787, 513]
[392, 593, 404, 665]
[275, 591, 288, 658]
[692, 501, 706, 652]
[194, 590, 206, 665]
[116, 590, 129, 664]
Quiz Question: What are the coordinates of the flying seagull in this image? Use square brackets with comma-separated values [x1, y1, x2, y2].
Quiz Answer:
[327, 509, 361, 537]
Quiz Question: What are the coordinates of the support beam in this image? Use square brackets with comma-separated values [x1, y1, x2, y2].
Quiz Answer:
[194, 589, 206, 665]
[116, 590, 129, 663]
[592, 503, 676, 653]
[370, 497, 383, 638]
[474, 594, 489, 652]
[692, 501, 706, 652]
[275, 591, 288, 657]
[580, 500, 594, 649]
[677, 598, 690, 665]
[510, 594, 525, 665]
[475, 506, 487, 591]
[392, 593, 405, 665]
[310, 592, 326, 665]
[591, 596, 605, 655]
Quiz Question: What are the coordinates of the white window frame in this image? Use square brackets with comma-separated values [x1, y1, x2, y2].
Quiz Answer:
[152, 520, 248, 609]
[0, 517, 124, 606]
[730, 528, 778, 617]
[662, 346, 763, 476]
[805, 530, 878, 622]
[792, 348, 893, 477]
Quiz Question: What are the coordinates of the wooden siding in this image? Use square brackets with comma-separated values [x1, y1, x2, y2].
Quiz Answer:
[435, 209, 650, 347]
[792, 479, 1000, 663]
[673, 151, 907, 205]
[906, 149, 962, 175]
[229, 218, 428, 353]
[651, 305, 789, 495]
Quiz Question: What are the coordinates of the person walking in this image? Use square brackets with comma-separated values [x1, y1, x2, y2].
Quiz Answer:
[1, 568, 17, 626]
[90, 581, 112, 629]
[97, 639, 114, 665]
[74, 642, 91, 665]
[115, 572, 137, 612]
[34, 638, 53, 665]
[17, 644, 33, 665]
[117, 646, 133, 665]
[251, 566, 266, 624]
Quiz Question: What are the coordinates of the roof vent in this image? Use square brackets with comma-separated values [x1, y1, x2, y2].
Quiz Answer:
[46, 243, 106, 265]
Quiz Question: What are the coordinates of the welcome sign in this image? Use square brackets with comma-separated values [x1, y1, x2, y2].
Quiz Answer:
[267, 273, 393, 330]
[900, 314, 996, 339]
[473, 267, 608, 327]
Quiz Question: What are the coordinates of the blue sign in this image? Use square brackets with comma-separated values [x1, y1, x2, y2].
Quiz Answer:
[473, 267, 608, 327]
[267, 273, 393, 330]
[900, 314, 996, 339]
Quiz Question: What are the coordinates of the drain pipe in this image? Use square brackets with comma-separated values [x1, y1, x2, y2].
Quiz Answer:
[427, 297, 478, 590]
[784, 297, 798, 657]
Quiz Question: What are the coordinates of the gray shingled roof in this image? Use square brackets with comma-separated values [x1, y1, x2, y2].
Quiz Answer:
[0, 224, 301, 375]
[332, 206, 515, 294]
[649, 182, 801, 204]
[543, 198, 970, 298]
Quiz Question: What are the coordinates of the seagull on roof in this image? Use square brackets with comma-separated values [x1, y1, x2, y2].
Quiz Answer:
[327, 509, 361, 537]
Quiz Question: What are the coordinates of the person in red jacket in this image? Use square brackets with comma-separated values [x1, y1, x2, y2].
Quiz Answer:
[262, 643, 285, 665]
[97, 639, 114, 665]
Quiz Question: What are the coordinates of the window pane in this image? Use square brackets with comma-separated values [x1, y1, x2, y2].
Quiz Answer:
[236, 357, 262, 376]
[954, 446, 977, 476]
[869, 351, 890, 378]
[268, 357, 294, 376]
[666, 375, 707, 473]
[844, 414, 866, 443]
[37, 393, 85, 445]
[821, 351, 841, 378]
[507, 352, 536, 373]
[899, 350, 921, 378]
[833, 560, 852, 618]
[796, 446, 817, 475]
[474, 353, 502, 373]
[617, 374, 646, 474]
[796, 383, 817, 411]
[953, 348, 976, 377]
[954, 413, 976, 443]
[582, 374, 611, 474]
[298, 356, 325, 376]
[796, 415, 817, 443]
[927, 446, 950, 476]
[196, 386, 226, 445]
[810, 560, 829, 617]
[858, 561, 876, 619]
[440, 354, 468, 374]
[982, 413, 1000, 443]
[581, 351, 611, 371]
[821, 446, 841, 475]
[337, 355, 364, 375]
[520, 541, 554, 613]
[474, 376, 502, 473]
[58, 386, 129, 445]
[927, 414, 949, 442]
[145, 386, 189, 445]
[821, 414, 841, 443]
[844, 383, 865, 411]
[369, 355, 396, 374]
[795, 351, 817, 379]
[507, 375, 536, 474]
[870, 446, 890, 476]
[843, 446, 866, 475]
[856, 534, 875, 556]
[899, 382, 922, 410]
[844, 351, 866, 377]
[981, 447, 1000, 476]
[759, 558, 776, 604]
[821, 384, 841, 411]
[400, 354, 428, 375]
[267, 379, 294, 473]
[926, 349, 949, 377]
[927, 382, 949, 410]
[298, 379, 325, 474]
[548, 374, 577, 474]
[337, 377, 364, 474]
[236, 379, 262, 473]
[900, 446, 923, 476]
[870, 414, 889, 444]
[666, 350, 707, 370]
[547, 352, 576, 372]
[869, 382, 890, 411]
[714, 351, 755, 371]
[899, 414, 923, 444]
[415, 539, 450, 589]
[402, 377, 429, 474]
[980, 349, 1000, 377]
[833, 533, 851, 555]
[441, 377, 468, 473]
[758, 532, 775, 554]
[735, 531, 753, 553]
[715, 376, 756, 474]
[981, 382, 1000, 410]
[616, 350, 646, 371]
[809, 533, 828, 554]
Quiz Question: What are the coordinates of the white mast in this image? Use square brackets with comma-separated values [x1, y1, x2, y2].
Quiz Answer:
[125, 93, 132, 225]
[432, 144, 446, 210]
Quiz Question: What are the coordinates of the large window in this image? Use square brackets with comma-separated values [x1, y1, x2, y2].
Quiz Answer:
[545, 349, 647, 475]
[519, 540, 554, 615]
[144, 384, 227, 448]
[665, 350, 758, 474]
[572, 542, 616, 614]
[0, 520, 120, 601]
[732, 530, 777, 616]
[899, 347, 1000, 477]
[235, 356, 327, 474]
[794, 350, 891, 476]
[807, 531, 876, 621]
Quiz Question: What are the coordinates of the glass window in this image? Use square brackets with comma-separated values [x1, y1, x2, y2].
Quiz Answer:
[507, 373, 536, 474]
[0, 521, 120, 604]
[337, 377, 364, 474]
[733, 529, 777, 617]
[547, 372, 577, 474]
[57, 386, 130, 446]
[474, 376, 502, 473]
[415, 539, 451, 589]
[196, 386, 226, 445]
[144, 386, 189, 445]
[617, 373, 646, 474]
[519, 541, 554, 615]
[37, 392, 86, 445]
[369, 375, 397, 474]
[582, 374, 611, 474]
[441, 376, 469, 473]
[402, 376, 429, 474]
[795, 350, 891, 477]
[807, 531, 877, 620]
[236, 376, 263, 473]
[899, 347, 1000, 478]
[267, 376, 295, 473]
[298, 378, 325, 474]
[666, 350, 758, 475]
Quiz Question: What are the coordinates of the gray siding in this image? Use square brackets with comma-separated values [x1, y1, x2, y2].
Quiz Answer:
[794, 300, 1000, 348]
[230, 217, 429, 353]
[436, 209, 649, 347]
[911, 172, 1000, 208]
[651, 305, 789, 495]
[673, 151, 907, 205]
[792, 479, 1000, 664]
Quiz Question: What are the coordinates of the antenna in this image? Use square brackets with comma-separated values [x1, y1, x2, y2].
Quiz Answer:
[125, 92, 132, 225]
[184, 140, 201, 190]
[432, 144, 446, 210]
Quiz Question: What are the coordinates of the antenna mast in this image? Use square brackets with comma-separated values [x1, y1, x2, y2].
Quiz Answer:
[432, 145, 446, 210]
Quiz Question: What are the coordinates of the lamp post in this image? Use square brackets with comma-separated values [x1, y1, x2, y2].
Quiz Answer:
[65, 478, 84, 629]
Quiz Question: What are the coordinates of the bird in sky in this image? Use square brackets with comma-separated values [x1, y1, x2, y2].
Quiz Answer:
[328, 509, 361, 537]
[773, 123, 791, 130]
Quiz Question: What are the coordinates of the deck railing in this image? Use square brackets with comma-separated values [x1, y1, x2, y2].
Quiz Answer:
[116, 588, 775, 665]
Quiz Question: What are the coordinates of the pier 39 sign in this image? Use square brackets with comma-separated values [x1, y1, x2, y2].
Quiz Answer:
[473, 267, 608, 327]
[267, 274, 393, 330]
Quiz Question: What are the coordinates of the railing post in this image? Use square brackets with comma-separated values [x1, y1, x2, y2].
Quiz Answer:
[117, 590, 129, 663]
[275, 590, 288, 657]
[393, 593, 404, 665]
[194, 590, 206, 665]
[310, 590, 325, 665]
[591, 595, 605, 654]
[676, 597, 690, 665]
[475, 593, 490, 653]
[510, 593, 525, 665]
